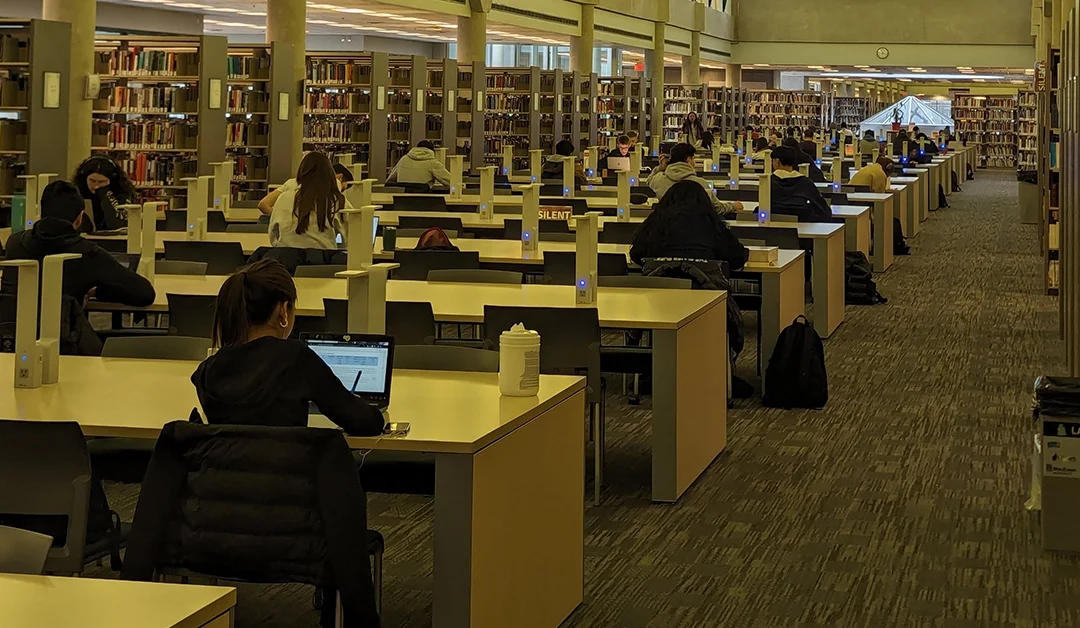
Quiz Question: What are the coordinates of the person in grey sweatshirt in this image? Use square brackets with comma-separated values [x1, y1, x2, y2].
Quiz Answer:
[646, 143, 743, 218]
[386, 140, 451, 191]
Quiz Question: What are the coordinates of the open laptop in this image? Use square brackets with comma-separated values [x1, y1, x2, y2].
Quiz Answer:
[606, 156, 631, 172]
[301, 332, 395, 411]
[335, 215, 379, 248]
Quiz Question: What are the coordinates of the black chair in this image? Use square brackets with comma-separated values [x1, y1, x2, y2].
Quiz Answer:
[397, 215, 464, 233]
[324, 299, 435, 345]
[540, 197, 589, 215]
[393, 345, 499, 372]
[598, 222, 640, 244]
[225, 223, 267, 234]
[630, 185, 656, 198]
[206, 212, 228, 232]
[482, 305, 606, 504]
[391, 250, 480, 281]
[159, 211, 187, 232]
[502, 219, 571, 239]
[542, 251, 628, 285]
[538, 184, 565, 196]
[91, 238, 126, 253]
[163, 241, 246, 275]
[391, 195, 447, 212]
[165, 294, 216, 338]
[101, 336, 211, 360]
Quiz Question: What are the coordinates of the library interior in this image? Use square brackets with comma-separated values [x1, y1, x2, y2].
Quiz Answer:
[1, 0, 1079, 626]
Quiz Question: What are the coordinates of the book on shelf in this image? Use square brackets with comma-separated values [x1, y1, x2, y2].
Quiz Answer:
[95, 48, 200, 77]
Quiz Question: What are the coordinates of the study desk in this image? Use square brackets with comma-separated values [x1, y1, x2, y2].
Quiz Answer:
[370, 193, 655, 210]
[1, 574, 236, 628]
[890, 177, 922, 236]
[0, 356, 588, 628]
[922, 161, 944, 210]
[900, 168, 931, 221]
[740, 202, 869, 258]
[93, 281, 729, 503]
[737, 250, 806, 370]
[847, 192, 895, 272]
[889, 182, 913, 238]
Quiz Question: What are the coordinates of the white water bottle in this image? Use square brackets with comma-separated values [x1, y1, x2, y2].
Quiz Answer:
[499, 323, 540, 396]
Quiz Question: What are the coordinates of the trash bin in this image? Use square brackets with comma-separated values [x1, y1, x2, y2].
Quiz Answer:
[1035, 376, 1080, 552]
[1018, 170, 1039, 225]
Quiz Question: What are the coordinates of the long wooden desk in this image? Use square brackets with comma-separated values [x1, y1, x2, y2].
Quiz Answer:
[1, 574, 236, 628]
[890, 176, 923, 236]
[741, 201, 870, 257]
[0, 357, 587, 628]
[900, 168, 931, 221]
[734, 250, 806, 371]
[91, 280, 729, 503]
[847, 192, 895, 272]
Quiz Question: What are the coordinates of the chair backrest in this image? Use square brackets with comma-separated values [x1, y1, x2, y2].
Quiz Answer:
[630, 186, 655, 197]
[426, 269, 523, 284]
[395, 228, 459, 239]
[543, 251, 628, 285]
[294, 264, 347, 278]
[0, 420, 91, 575]
[392, 195, 447, 212]
[540, 197, 589, 215]
[0, 525, 54, 575]
[502, 219, 570, 239]
[597, 222, 639, 244]
[538, 184, 564, 196]
[323, 299, 435, 344]
[482, 305, 600, 375]
[393, 345, 499, 372]
[392, 250, 480, 281]
[156, 260, 208, 275]
[101, 336, 212, 360]
[397, 215, 464, 233]
[160, 211, 187, 232]
[226, 223, 268, 234]
[166, 294, 217, 338]
[770, 213, 798, 223]
[729, 225, 801, 251]
[598, 275, 692, 289]
[206, 212, 228, 232]
[163, 241, 247, 275]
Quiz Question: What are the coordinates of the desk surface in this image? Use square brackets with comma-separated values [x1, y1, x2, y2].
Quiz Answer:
[846, 192, 894, 202]
[0, 574, 235, 628]
[371, 193, 649, 210]
[729, 213, 845, 238]
[742, 201, 868, 220]
[0, 355, 585, 454]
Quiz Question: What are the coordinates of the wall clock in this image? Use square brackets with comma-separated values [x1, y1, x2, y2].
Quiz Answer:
[876, 47, 890, 60]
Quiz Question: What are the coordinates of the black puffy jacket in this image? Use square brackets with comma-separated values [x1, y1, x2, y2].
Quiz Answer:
[122, 420, 380, 627]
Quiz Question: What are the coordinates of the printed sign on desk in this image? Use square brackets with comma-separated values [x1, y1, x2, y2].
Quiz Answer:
[539, 207, 572, 221]
[1043, 420, 1080, 478]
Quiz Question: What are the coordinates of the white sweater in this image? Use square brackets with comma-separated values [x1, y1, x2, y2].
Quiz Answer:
[269, 186, 350, 249]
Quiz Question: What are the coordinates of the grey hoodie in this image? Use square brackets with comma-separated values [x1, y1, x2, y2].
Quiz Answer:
[387, 147, 451, 187]
[646, 161, 737, 215]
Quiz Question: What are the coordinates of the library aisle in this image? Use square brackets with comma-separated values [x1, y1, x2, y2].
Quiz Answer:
[95, 173, 1072, 627]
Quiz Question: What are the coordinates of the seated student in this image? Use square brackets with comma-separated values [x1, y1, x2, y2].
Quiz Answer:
[192, 259, 385, 435]
[892, 130, 911, 158]
[770, 145, 834, 223]
[914, 132, 939, 156]
[626, 130, 639, 151]
[646, 143, 743, 217]
[768, 131, 783, 148]
[258, 163, 353, 215]
[798, 129, 818, 159]
[72, 155, 136, 232]
[542, 139, 588, 184]
[750, 137, 771, 160]
[782, 137, 826, 182]
[2, 180, 155, 308]
[940, 126, 953, 147]
[850, 157, 894, 194]
[269, 151, 349, 250]
[859, 130, 880, 156]
[598, 134, 632, 176]
[386, 140, 451, 192]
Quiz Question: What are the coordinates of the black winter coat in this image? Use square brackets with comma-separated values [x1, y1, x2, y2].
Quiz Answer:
[122, 420, 380, 628]
[770, 173, 835, 223]
[629, 204, 748, 271]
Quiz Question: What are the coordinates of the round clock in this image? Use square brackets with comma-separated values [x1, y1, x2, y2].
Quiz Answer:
[876, 47, 890, 60]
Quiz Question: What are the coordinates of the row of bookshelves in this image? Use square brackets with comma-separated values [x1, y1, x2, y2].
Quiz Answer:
[951, 93, 1025, 169]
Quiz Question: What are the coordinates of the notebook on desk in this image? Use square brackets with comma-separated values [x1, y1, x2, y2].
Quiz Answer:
[302, 333, 395, 411]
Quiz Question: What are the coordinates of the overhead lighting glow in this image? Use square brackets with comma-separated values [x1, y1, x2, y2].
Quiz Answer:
[752, 63, 770, 67]
[973, 78, 986, 82]
[819, 72, 1004, 80]
[853, 65, 870, 69]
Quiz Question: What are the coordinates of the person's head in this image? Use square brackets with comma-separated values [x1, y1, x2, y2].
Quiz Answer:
[771, 145, 800, 171]
[685, 112, 697, 123]
[555, 139, 576, 157]
[864, 130, 876, 140]
[332, 163, 354, 191]
[912, 126, 920, 135]
[916, 132, 928, 140]
[943, 126, 951, 134]
[40, 180, 87, 227]
[72, 156, 135, 200]
[876, 157, 894, 176]
[786, 127, 798, 138]
[752, 137, 770, 153]
[615, 134, 631, 155]
[841, 123, 849, 130]
[669, 142, 696, 167]
[782, 137, 800, 150]
[416, 140, 436, 151]
[294, 151, 345, 235]
[897, 129, 908, 139]
[626, 130, 639, 146]
[745, 125, 754, 133]
[803, 128, 815, 140]
[211, 259, 298, 349]
[655, 180, 713, 215]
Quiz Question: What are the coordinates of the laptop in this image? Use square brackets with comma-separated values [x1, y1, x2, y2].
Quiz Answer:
[302, 332, 395, 411]
[606, 156, 631, 172]
[335, 215, 379, 248]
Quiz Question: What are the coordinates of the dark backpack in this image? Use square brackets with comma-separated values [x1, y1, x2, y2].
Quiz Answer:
[893, 217, 910, 255]
[844, 251, 887, 305]
[762, 315, 828, 409]
[966, 162, 974, 180]
[951, 170, 962, 192]
[938, 183, 949, 209]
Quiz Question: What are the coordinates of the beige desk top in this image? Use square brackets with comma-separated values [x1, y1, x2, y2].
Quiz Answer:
[889, 177, 919, 183]
[729, 213, 845, 239]
[741, 202, 868, 221]
[846, 192, 894, 202]
[0, 354, 585, 454]
[0, 574, 235, 628]
[375, 210, 648, 230]
[371, 193, 652, 210]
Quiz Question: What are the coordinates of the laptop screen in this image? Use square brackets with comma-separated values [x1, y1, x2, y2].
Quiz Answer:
[606, 156, 631, 172]
[336, 215, 379, 247]
[303, 334, 394, 402]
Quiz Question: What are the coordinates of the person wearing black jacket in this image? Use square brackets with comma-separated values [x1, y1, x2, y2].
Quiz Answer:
[73, 156, 136, 232]
[2, 181, 155, 307]
[892, 130, 911, 159]
[770, 145, 834, 223]
[798, 128, 818, 160]
[190, 259, 386, 436]
[782, 137, 826, 182]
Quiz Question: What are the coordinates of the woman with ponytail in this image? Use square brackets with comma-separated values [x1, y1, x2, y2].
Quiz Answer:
[190, 259, 384, 435]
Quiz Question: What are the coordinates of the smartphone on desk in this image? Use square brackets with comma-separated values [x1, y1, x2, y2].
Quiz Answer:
[384, 422, 411, 436]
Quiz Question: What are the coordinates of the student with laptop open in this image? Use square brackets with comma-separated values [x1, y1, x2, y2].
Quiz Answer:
[268, 151, 351, 250]
[598, 134, 632, 176]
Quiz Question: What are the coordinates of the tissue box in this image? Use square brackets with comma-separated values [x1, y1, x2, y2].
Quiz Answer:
[747, 246, 779, 266]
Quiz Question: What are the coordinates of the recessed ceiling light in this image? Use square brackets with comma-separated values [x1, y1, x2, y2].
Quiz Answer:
[956, 66, 972, 70]
[752, 63, 770, 67]
[973, 78, 986, 82]
[1024, 68, 1035, 74]
[853, 65, 870, 69]
[808, 65, 824, 69]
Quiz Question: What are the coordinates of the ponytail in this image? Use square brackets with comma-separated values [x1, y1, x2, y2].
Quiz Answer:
[211, 259, 298, 348]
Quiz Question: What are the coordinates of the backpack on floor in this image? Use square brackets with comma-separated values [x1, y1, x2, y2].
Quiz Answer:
[938, 183, 949, 209]
[762, 315, 828, 409]
[893, 217, 910, 256]
[951, 170, 962, 192]
[844, 251, 887, 305]
[966, 162, 974, 180]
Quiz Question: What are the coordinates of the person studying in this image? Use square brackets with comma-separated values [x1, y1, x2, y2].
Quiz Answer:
[769, 145, 834, 223]
[269, 151, 350, 250]
[646, 143, 743, 218]
[386, 140, 452, 192]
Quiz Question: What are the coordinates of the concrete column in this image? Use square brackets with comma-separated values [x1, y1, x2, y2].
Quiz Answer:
[43, 0, 94, 174]
[645, 21, 666, 140]
[570, 3, 595, 75]
[681, 30, 701, 85]
[818, 79, 832, 95]
[724, 63, 742, 88]
[267, 0, 305, 174]
[457, 10, 487, 65]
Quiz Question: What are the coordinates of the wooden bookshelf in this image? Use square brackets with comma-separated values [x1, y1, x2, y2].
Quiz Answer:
[304, 51, 379, 174]
[455, 61, 484, 171]
[951, 93, 1018, 169]
[830, 96, 869, 128]
[226, 43, 294, 201]
[484, 67, 536, 171]
[747, 89, 824, 133]
[0, 19, 71, 226]
[1017, 90, 1037, 171]
[92, 35, 227, 207]
[595, 76, 645, 147]
[706, 86, 748, 139]
[1038, 47, 1062, 295]
[661, 84, 704, 143]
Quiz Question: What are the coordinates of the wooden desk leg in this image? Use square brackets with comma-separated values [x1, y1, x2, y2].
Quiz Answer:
[811, 230, 845, 338]
[918, 176, 928, 222]
[199, 608, 234, 628]
[758, 263, 807, 385]
[433, 391, 585, 628]
[903, 185, 918, 237]
[651, 299, 727, 502]
[929, 167, 940, 211]
[871, 199, 894, 272]
[843, 216, 870, 258]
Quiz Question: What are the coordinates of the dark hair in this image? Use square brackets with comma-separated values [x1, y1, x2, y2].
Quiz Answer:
[616, 134, 630, 146]
[293, 151, 345, 235]
[626, 130, 639, 140]
[555, 140, 576, 157]
[416, 140, 436, 150]
[212, 259, 298, 349]
[72, 156, 136, 201]
[752, 137, 769, 152]
[876, 157, 894, 176]
[864, 130, 876, 140]
[912, 126, 920, 133]
[772, 145, 800, 168]
[782, 137, 800, 150]
[897, 130, 908, 139]
[700, 132, 714, 151]
[40, 180, 85, 223]
[647, 180, 725, 246]
[841, 122, 849, 129]
[332, 163, 355, 183]
[669, 142, 696, 164]
[745, 125, 754, 132]
[916, 132, 928, 140]
[803, 128, 815, 138]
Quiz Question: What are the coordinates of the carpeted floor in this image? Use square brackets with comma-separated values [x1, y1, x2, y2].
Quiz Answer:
[102, 170, 1077, 627]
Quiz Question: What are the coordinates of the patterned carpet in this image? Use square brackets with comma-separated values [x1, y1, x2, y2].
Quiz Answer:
[102, 170, 1077, 627]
